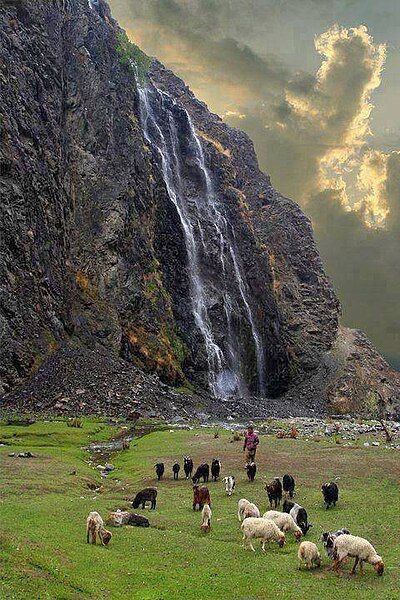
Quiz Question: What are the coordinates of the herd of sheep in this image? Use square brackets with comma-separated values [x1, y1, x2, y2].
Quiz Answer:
[86, 455, 384, 578]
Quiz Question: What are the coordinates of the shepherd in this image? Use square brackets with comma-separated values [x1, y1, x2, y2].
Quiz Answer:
[243, 424, 259, 463]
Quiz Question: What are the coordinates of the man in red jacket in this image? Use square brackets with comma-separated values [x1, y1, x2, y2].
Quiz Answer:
[243, 424, 259, 462]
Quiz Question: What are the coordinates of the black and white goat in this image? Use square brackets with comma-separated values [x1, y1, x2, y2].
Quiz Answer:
[283, 500, 311, 535]
[183, 456, 193, 479]
[321, 528, 350, 559]
[245, 462, 256, 482]
[224, 475, 235, 496]
[321, 481, 339, 508]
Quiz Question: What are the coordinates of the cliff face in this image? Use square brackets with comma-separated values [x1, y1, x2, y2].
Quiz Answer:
[1, 0, 399, 418]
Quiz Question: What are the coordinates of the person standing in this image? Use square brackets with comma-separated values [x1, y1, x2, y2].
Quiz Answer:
[243, 424, 259, 462]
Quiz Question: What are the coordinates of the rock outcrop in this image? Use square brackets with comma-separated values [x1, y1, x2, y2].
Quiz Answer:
[0, 0, 399, 418]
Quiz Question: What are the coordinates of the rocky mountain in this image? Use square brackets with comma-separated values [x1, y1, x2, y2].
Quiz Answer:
[1, 0, 399, 419]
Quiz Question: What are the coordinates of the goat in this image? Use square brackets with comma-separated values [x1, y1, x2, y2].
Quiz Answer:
[193, 485, 211, 510]
[224, 475, 236, 496]
[155, 463, 165, 481]
[201, 504, 212, 532]
[282, 474, 295, 499]
[192, 463, 209, 484]
[321, 482, 339, 509]
[265, 477, 282, 508]
[172, 463, 180, 480]
[183, 456, 193, 479]
[132, 487, 158, 510]
[283, 500, 312, 535]
[211, 459, 221, 481]
[245, 462, 256, 482]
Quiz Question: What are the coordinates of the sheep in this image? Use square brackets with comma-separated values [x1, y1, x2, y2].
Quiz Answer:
[192, 463, 209, 484]
[333, 534, 384, 576]
[211, 459, 221, 481]
[321, 528, 350, 559]
[193, 485, 211, 510]
[282, 474, 295, 499]
[321, 482, 338, 508]
[245, 462, 256, 482]
[201, 504, 212, 532]
[242, 502, 260, 519]
[86, 511, 112, 546]
[132, 487, 158, 510]
[283, 500, 312, 535]
[265, 477, 282, 508]
[241, 517, 285, 552]
[172, 463, 180, 480]
[155, 463, 165, 481]
[107, 510, 149, 528]
[298, 541, 321, 569]
[183, 456, 193, 479]
[263, 510, 302, 541]
[237, 498, 251, 522]
[224, 475, 236, 496]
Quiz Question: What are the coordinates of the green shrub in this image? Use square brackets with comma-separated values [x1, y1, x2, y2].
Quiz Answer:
[116, 31, 152, 84]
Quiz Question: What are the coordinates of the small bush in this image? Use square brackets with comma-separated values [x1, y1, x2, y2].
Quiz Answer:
[67, 417, 82, 428]
[116, 32, 151, 84]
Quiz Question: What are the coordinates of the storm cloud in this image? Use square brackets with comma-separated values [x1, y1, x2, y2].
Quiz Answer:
[109, 0, 400, 367]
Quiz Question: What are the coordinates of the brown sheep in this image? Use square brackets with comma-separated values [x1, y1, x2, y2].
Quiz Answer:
[193, 485, 211, 510]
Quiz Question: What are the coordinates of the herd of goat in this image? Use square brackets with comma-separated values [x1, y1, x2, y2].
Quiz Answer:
[86, 456, 384, 577]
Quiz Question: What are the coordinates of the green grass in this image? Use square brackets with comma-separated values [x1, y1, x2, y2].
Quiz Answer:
[116, 32, 152, 84]
[0, 420, 399, 599]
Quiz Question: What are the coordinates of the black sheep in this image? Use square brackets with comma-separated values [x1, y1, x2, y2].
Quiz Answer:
[245, 462, 256, 481]
[192, 463, 209, 484]
[282, 474, 295, 498]
[172, 463, 180, 480]
[183, 456, 193, 479]
[283, 500, 312, 535]
[126, 513, 150, 527]
[321, 481, 339, 508]
[155, 463, 165, 481]
[132, 487, 158, 510]
[265, 477, 282, 508]
[211, 459, 221, 481]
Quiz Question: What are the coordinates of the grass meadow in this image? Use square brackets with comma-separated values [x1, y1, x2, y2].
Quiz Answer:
[0, 419, 399, 599]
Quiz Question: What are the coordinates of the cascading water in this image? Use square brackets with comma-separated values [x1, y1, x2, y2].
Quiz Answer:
[136, 77, 266, 397]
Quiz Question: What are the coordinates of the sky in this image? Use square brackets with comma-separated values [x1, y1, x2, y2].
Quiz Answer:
[109, 0, 400, 367]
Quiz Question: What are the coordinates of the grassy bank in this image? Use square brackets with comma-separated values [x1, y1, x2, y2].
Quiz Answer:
[0, 419, 399, 599]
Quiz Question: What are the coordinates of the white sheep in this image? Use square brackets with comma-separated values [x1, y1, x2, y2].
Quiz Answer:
[201, 504, 212, 532]
[298, 541, 321, 569]
[333, 534, 384, 576]
[242, 502, 260, 520]
[263, 510, 302, 541]
[241, 517, 285, 552]
[237, 498, 251, 521]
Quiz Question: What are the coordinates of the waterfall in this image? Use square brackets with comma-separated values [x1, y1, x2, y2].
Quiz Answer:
[136, 79, 266, 397]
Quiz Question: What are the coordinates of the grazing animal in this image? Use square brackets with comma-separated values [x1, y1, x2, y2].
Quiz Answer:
[237, 498, 251, 522]
[245, 462, 257, 482]
[107, 510, 149, 527]
[282, 474, 295, 499]
[86, 511, 112, 546]
[298, 541, 321, 569]
[121, 439, 130, 451]
[333, 534, 384, 576]
[283, 500, 312, 535]
[211, 459, 221, 481]
[132, 487, 158, 510]
[321, 482, 339, 508]
[192, 463, 209, 484]
[263, 510, 302, 541]
[201, 504, 212, 532]
[193, 485, 211, 510]
[321, 528, 350, 559]
[183, 456, 193, 479]
[172, 463, 180, 480]
[242, 502, 260, 519]
[155, 463, 165, 481]
[265, 477, 282, 508]
[241, 517, 285, 552]
[224, 475, 236, 496]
